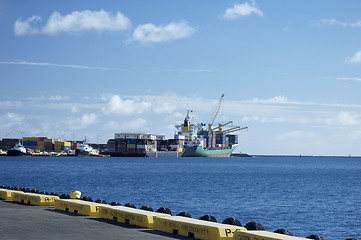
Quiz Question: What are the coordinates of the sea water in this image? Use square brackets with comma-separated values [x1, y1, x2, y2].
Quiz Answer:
[0, 155, 360, 240]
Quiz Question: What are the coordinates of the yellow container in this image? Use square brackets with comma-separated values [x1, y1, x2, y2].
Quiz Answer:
[98, 206, 171, 228]
[54, 146, 62, 152]
[37, 141, 44, 151]
[127, 144, 136, 149]
[233, 230, 308, 240]
[153, 216, 246, 240]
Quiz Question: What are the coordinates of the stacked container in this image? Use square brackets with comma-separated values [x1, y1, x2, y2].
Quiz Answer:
[53, 140, 71, 153]
[107, 139, 117, 152]
[227, 134, 238, 146]
[127, 139, 136, 152]
[216, 132, 228, 148]
[44, 139, 54, 152]
[199, 131, 216, 148]
[23, 137, 49, 151]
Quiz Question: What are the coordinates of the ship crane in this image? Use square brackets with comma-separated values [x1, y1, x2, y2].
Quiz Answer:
[210, 121, 233, 132]
[219, 126, 248, 135]
[206, 94, 248, 134]
[208, 94, 224, 131]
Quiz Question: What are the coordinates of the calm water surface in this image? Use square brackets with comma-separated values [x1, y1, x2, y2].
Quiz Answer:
[0, 155, 360, 240]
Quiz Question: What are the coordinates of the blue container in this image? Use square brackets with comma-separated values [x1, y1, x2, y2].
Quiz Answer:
[127, 139, 137, 144]
[61, 146, 70, 151]
[23, 141, 37, 147]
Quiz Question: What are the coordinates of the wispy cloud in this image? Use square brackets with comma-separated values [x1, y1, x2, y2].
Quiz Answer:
[179, 68, 214, 73]
[312, 18, 361, 28]
[0, 101, 22, 108]
[249, 96, 304, 105]
[14, 9, 131, 36]
[326, 111, 361, 126]
[337, 77, 361, 82]
[149, 67, 214, 73]
[130, 21, 195, 44]
[0, 61, 110, 70]
[223, 1, 263, 20]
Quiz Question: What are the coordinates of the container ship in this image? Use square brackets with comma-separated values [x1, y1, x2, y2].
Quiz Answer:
[106, 94, 247, 158]
[176, 108, 247, 157]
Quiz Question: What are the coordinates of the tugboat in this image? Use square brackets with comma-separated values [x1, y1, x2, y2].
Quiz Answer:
[75, 138, 93, 156]
[7, 141, 30, 156]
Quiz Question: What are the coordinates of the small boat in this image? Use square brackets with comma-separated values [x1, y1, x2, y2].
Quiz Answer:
[7, 142, 30, 156]
[75, 142, 93, 156]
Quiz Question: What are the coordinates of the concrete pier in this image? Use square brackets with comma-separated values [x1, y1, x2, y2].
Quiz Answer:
[0, 200, 189, 240]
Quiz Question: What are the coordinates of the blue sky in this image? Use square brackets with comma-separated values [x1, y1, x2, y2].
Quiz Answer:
[1, 0, 361, 155]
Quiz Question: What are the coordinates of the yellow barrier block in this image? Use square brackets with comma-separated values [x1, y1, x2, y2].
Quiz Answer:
[153, 216, 247, 240]
[233, 230, 308, 240]
[12, 192, 59, 206]
[54, 199, 109, 216]
[98, 205, 171, 228]
[0, 188, 23, 200]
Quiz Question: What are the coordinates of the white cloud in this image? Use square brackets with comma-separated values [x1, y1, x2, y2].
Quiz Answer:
[14, 15, 42, 35]
[153, 102, 176, 114]
[131, 21, 195, 44]
[312, 19, 361, 28]
[327, 111, 360, 126]
[14, 9, 131, 36]
[346, 50, 361, 64]
[104, 118, 147, 131]
[276, 130, 315, 141]
[48, 95, 70, 101]
[0, 61, 110, 70]
[223, 2, 263, 20]
[337, 77, 361, 82]
[0, 113, 25, 129]
[0, 101, 22, 108]
[103, 95, 152, 115]
[250, 96, 299, 104]
[81, 113, 98, 125]
[68, 113, 98, 130]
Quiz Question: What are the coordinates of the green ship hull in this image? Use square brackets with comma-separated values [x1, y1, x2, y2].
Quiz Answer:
[181, 144, 238, 157]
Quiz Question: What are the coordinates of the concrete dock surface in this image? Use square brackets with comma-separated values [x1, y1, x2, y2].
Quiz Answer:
[0, 200, 189, 240]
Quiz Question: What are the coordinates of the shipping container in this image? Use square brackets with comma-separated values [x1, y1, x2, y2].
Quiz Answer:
[61, 146, 70, 151]
[44, 145, 53, 152]
[37, 141, 44, 151]
[23, 141, 37, 147]
[107, 147, 116, 152]
[127, 139, 137, 145]
[227, 135, 238, 144]
[137, 144, 146, 149]
[127, 144, 136, 149]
